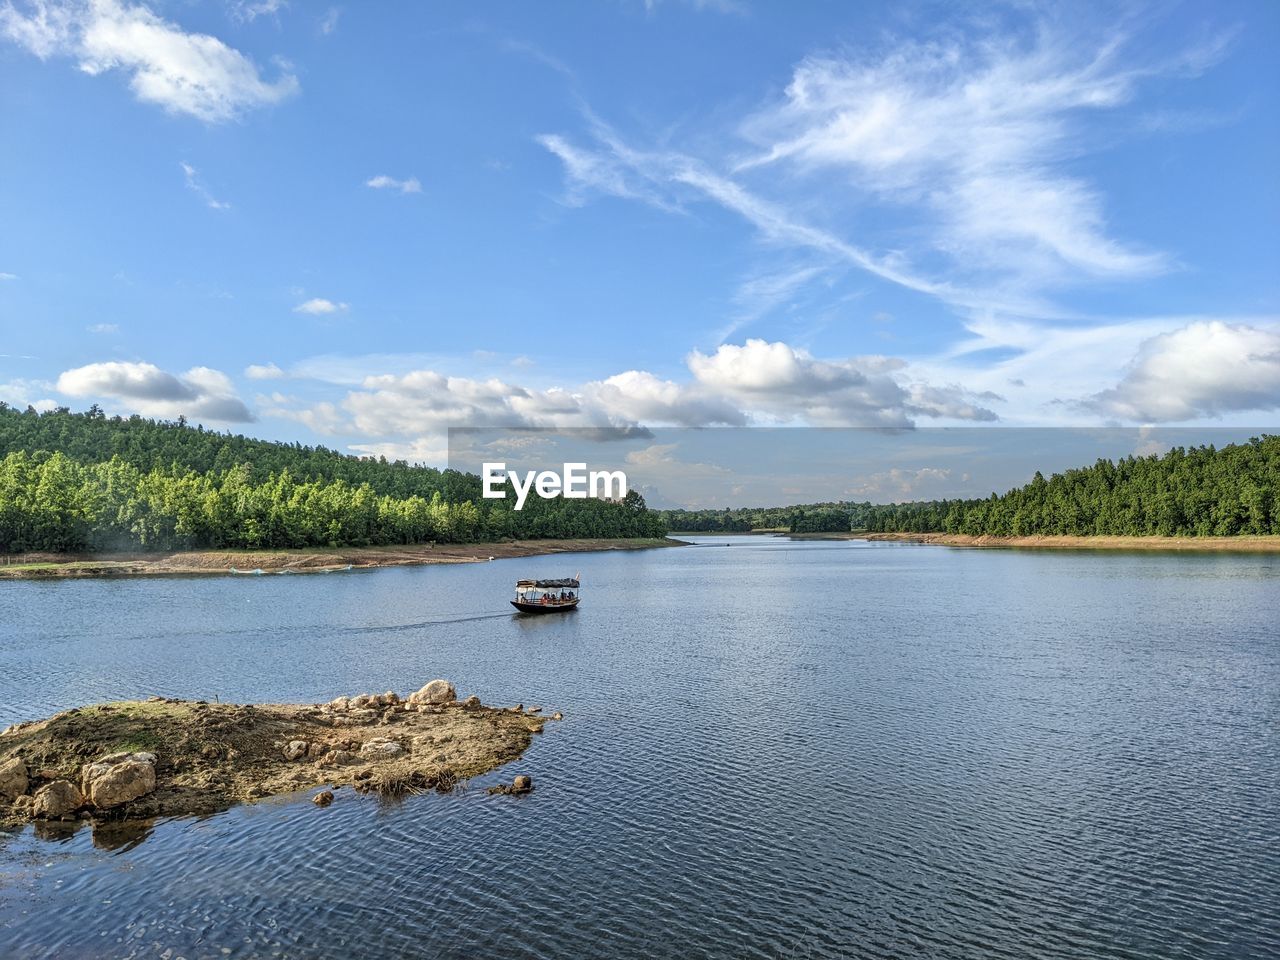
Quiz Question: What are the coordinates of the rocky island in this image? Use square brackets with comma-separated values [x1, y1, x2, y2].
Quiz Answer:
[0, 680, 553, 831]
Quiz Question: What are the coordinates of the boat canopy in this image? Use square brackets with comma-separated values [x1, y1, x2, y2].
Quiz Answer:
[516, 578, 580, 589]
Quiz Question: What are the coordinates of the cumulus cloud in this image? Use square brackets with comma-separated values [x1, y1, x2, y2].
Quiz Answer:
[244, 361, 284, 379]
[688, 339, 997, 426]
[844, 467, 955, 501]
[293, 297, 348, 315]
[56, 360, 253, 422]
[0, 0, 299, 122]
[365, 174, 422, 195]
[258, 339, 1000, 465]
[0, 378, 58, 411]
[1085, 321, 1280, 422]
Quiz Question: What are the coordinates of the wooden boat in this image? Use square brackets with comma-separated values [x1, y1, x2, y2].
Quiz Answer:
[511, 577, 580, 614]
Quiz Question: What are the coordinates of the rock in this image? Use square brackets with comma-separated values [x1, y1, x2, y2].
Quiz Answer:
[382, 691, 400, 705]
[319, 749, 360, 767]
[551, 712, 563, 721]
[0, 756, 28, 798]
[312, 790, 334, 807]
[351, 694, 376, 709]
[328, 696, 351, 711]
[12, 794, 34, 816]
[487, 774, 534, 797]
[306, 741, 330, 760]
[461, 695, 482, 710]
[511, 703, 524, 713]
[360, 738, 405, 760]
[282, 741, 309, 761]
[81, 753, 157, 809]
[528, 705, 542, 713]
[408, 679, 456, 706]
[33, 780, 83, 819]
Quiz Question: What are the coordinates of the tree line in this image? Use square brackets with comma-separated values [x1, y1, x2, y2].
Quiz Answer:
[0, 405, 665, 552]
[658, 436, 1280, 537]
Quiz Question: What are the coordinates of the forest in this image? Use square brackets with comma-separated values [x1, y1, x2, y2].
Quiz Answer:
[4, 406, 1276, 552]
[0, 405, 666, 552]
[658, 435, 1280, 537]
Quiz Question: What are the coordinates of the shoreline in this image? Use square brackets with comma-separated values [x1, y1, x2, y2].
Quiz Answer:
[0, 537, 686, 580]
[788, 531, 1280, 552]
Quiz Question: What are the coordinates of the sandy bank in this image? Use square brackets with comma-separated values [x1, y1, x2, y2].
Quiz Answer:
[0, 683, 554, 834]
[0, 537, 685, 580]
[821, 532, 1280, 552]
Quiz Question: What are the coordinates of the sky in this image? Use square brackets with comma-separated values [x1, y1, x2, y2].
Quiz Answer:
[1, 0, 1278, 498]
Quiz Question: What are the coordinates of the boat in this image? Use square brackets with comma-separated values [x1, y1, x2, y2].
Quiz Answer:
[511, 576, 580, 614]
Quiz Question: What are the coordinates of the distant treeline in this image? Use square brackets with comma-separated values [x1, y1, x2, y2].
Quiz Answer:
[659, 436, 1280, 537]
[0, 405, 665, 552]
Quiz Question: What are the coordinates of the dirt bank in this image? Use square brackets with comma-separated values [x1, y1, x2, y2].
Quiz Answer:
[843, 532, 1280, 552]
[0, 683, 553, 832]
[0, 537, 684, 580]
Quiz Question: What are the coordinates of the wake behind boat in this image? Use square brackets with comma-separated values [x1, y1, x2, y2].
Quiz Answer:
[512, 577, 580, 614]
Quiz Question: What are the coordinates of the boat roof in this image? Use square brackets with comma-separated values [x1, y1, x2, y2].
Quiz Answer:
[516, 578, 580, 588]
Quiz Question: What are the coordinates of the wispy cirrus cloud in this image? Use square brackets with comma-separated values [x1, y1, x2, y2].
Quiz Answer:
[180, 162, 230, 210]
[0, 0, 299, 122]
[537, 19, 1230, 323]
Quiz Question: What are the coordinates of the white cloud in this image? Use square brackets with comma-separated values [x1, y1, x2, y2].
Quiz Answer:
[293, 297, 348, 315]
[244, 361, 284, 379]
[0, 378, 58, 411]
[180, 161, 230, 210]
[688, 338, 997, 426]
[86, 322, 118, 334]
[734, 32, 1175, 284]
[228, 0, 286, 23]
[843, 467, 955, 501]
[1085, 321, 1280, 422]
[0, 272, 17, 281]
[258, 339, 1000, 466]
[365, 174, 422, 195]
[1, 0, 299, 122]
[56, 359, 253, 422]
[317, 6, 338, 35]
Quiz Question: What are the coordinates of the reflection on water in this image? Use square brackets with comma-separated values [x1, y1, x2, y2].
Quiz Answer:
[1, 539, 1278, 959]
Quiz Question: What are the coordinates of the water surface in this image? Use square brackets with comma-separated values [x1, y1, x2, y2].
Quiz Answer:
[1, 538, 1277, 959]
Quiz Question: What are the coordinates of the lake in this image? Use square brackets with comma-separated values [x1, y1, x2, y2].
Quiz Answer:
[1, 537, 1277, 959]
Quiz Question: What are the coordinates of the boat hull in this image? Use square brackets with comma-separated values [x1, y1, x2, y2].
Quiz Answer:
[511, 599, 580, 614]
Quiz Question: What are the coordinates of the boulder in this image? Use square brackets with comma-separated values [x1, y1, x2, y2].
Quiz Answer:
[33, 780, 83, 819]
[312, 790, 334, 807]
[282, 741, 309, 761]
[0, 756, 28, 798]
[319, 749, 360, 767]
[327, 696, 351, 711]
[551, 712, 564, 721]
[306, 741, 330, 760]
[408, 679, 456, 706]
[359, 738, 405, 760]
[461, 695, 482, 710]
[512, 774, 533, 794]
[351, 694, 377, 709]
[81, 753, 157, 809]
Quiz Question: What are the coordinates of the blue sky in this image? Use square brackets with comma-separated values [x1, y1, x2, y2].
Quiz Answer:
[1, 0, 1278, 473]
